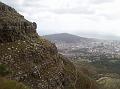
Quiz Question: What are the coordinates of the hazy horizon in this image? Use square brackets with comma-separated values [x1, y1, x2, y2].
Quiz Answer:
[1, 0, 120, 40]
[43, 32, 120, 40]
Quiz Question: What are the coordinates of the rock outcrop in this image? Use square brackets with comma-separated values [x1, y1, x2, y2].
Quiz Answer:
[0, 1, 99, 89]
[0, 2, 37, 43]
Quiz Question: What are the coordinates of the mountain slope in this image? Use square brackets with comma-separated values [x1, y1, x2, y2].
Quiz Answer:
[0, 2, 99, 89]
[43, 33, 96, 43]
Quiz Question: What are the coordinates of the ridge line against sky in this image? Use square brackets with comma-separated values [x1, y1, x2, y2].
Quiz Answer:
[1, 0, 120, 40]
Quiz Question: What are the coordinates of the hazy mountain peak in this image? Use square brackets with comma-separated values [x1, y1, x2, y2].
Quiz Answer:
[43, 33, 97, 43]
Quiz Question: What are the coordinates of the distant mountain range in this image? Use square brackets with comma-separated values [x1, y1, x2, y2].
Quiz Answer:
[43, 33, 98, 43]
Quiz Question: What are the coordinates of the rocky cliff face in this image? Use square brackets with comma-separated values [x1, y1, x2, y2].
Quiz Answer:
[0, 2, 37, 43]
[0, 1, 99, 89]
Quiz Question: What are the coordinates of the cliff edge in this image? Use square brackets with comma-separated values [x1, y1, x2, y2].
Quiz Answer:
[0, 1, 99, 89]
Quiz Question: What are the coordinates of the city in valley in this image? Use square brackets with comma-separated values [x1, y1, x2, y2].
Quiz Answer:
[44, 33, 120, 78]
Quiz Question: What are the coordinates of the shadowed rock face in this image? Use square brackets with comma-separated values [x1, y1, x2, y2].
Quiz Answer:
[0, 1, 99, 89]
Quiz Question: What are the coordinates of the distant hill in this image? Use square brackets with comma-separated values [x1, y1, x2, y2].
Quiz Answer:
[43, 33, 97, 43]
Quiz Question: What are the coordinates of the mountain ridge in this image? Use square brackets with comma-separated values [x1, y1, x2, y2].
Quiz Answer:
[43, 33, 98, 44]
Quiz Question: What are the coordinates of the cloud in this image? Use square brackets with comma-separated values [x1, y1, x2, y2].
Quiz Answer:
[91, 0, 114, 4]
[52, 7, 95, 14]
[1, 0, 120, 39]
[18, 0, 96, 15]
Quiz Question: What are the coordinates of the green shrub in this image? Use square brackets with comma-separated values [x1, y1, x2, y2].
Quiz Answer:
[0, 64, 9, 76]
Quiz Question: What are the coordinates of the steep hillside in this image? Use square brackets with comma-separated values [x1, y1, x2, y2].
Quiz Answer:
[0, 1, 99, 89]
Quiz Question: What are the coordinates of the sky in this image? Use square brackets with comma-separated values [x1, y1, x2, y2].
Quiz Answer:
[1, 0, 120, 39]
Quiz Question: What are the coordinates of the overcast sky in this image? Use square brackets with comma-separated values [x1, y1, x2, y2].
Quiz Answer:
[1, 0, 120, 39]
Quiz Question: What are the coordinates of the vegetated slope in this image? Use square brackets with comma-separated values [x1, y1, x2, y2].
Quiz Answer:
[0, 1, 99, 89]
[43, 33, 96, 43]
[97, 77, 120, 89]
[0, 77, 29, 89]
